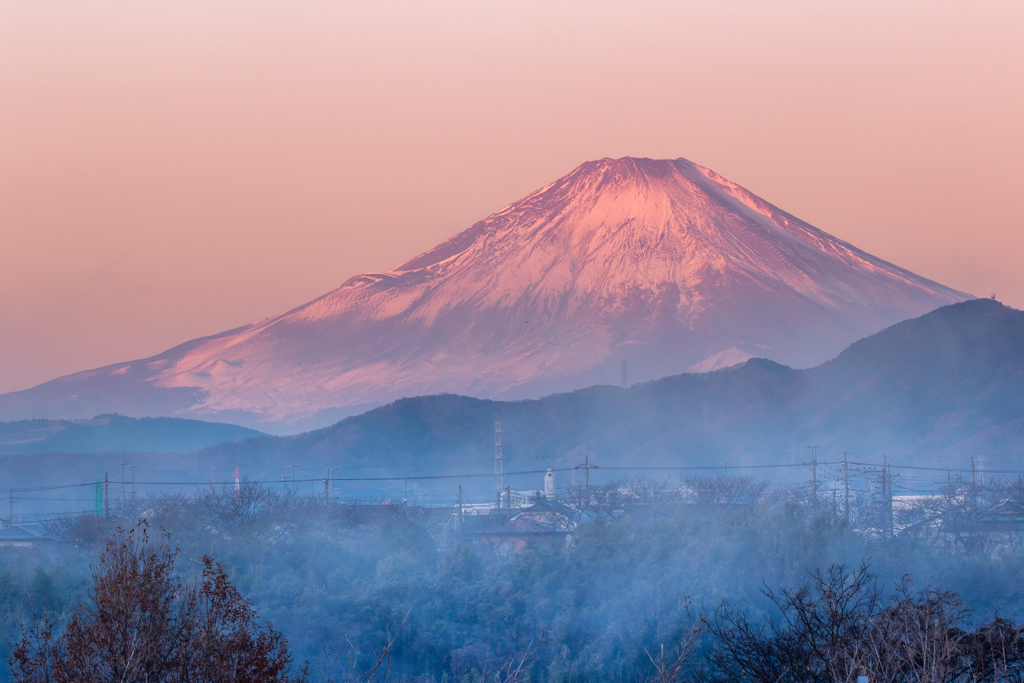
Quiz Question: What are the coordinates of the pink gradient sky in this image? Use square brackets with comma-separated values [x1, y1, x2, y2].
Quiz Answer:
[1, 1, 1022, 396]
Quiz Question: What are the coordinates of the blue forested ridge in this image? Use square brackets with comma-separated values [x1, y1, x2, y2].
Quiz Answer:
[204, 299, 1024, 474]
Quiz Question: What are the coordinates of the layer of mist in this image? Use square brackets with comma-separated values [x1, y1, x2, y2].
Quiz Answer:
[5, 474, 1024, 682]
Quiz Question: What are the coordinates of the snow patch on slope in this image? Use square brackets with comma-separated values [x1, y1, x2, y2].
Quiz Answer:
[687, 348, 755, 373]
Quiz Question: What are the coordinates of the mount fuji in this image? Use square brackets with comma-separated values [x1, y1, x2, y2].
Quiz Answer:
[0, 157, 971, 431]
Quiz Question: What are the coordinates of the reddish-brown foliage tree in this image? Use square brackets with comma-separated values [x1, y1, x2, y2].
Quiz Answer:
[10, 521, 296, 683]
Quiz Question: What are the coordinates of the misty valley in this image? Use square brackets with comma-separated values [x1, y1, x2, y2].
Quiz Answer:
[6, 470, 1024, 682]
[1, 299, 1024, 682]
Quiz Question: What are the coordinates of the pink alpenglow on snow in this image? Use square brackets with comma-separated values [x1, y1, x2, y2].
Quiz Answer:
[0, 158, 972, 431]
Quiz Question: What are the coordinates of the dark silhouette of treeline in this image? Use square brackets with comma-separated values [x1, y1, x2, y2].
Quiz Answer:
[6, 475, 1024, 682]
[0, 414, 264, 455]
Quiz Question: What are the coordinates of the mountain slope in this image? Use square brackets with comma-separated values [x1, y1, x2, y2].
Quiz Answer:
[204, 300, 1024, 480]
[0, 157, 971, 430]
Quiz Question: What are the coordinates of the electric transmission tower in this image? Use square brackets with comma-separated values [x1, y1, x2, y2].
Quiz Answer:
[494, 421, 504, 506]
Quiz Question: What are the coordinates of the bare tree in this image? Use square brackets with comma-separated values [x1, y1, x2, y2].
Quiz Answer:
[646, 618, 706, 683]
[683, 476, 769, 508]
[704, 563, 883, 683]
[704, 563, 1024, 683]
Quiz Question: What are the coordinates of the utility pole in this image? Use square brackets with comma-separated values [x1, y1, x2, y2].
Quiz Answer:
[575, 454, 598, 506]
[506, 485, 512, 522]
[494, 421, 504, 506]
[878, 455, 894, 540]
[457, 485, 464, 536]
[883, 456, 888, 540]
[843, 453, 850, 522]
[120, 462, 129, 499]
[585, 453, 590, 496]
[324, 475, 329, 501]
[971, 457, 977, 509]
[807, 446, 819, 508]
[620, 359, 628, 389]
[884, 462, 892, 540]
[876, 460, 885, 540]
[105, 472, 109, 518]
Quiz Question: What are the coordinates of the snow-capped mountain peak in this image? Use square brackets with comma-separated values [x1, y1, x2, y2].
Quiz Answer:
[0, 157, 972, 430]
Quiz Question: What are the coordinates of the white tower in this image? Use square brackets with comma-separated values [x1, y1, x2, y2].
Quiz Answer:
[544, 469, 555, 498]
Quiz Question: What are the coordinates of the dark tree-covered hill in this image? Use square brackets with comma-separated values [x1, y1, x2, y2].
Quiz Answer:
[205, 299, 1024, 477]
[0, 414, 264, 455]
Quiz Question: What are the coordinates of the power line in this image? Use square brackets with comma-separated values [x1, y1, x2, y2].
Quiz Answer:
[5, 458, 1024, 497]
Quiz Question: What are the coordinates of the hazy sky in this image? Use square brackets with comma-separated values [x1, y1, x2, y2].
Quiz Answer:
[1, 1, 1022, 395]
